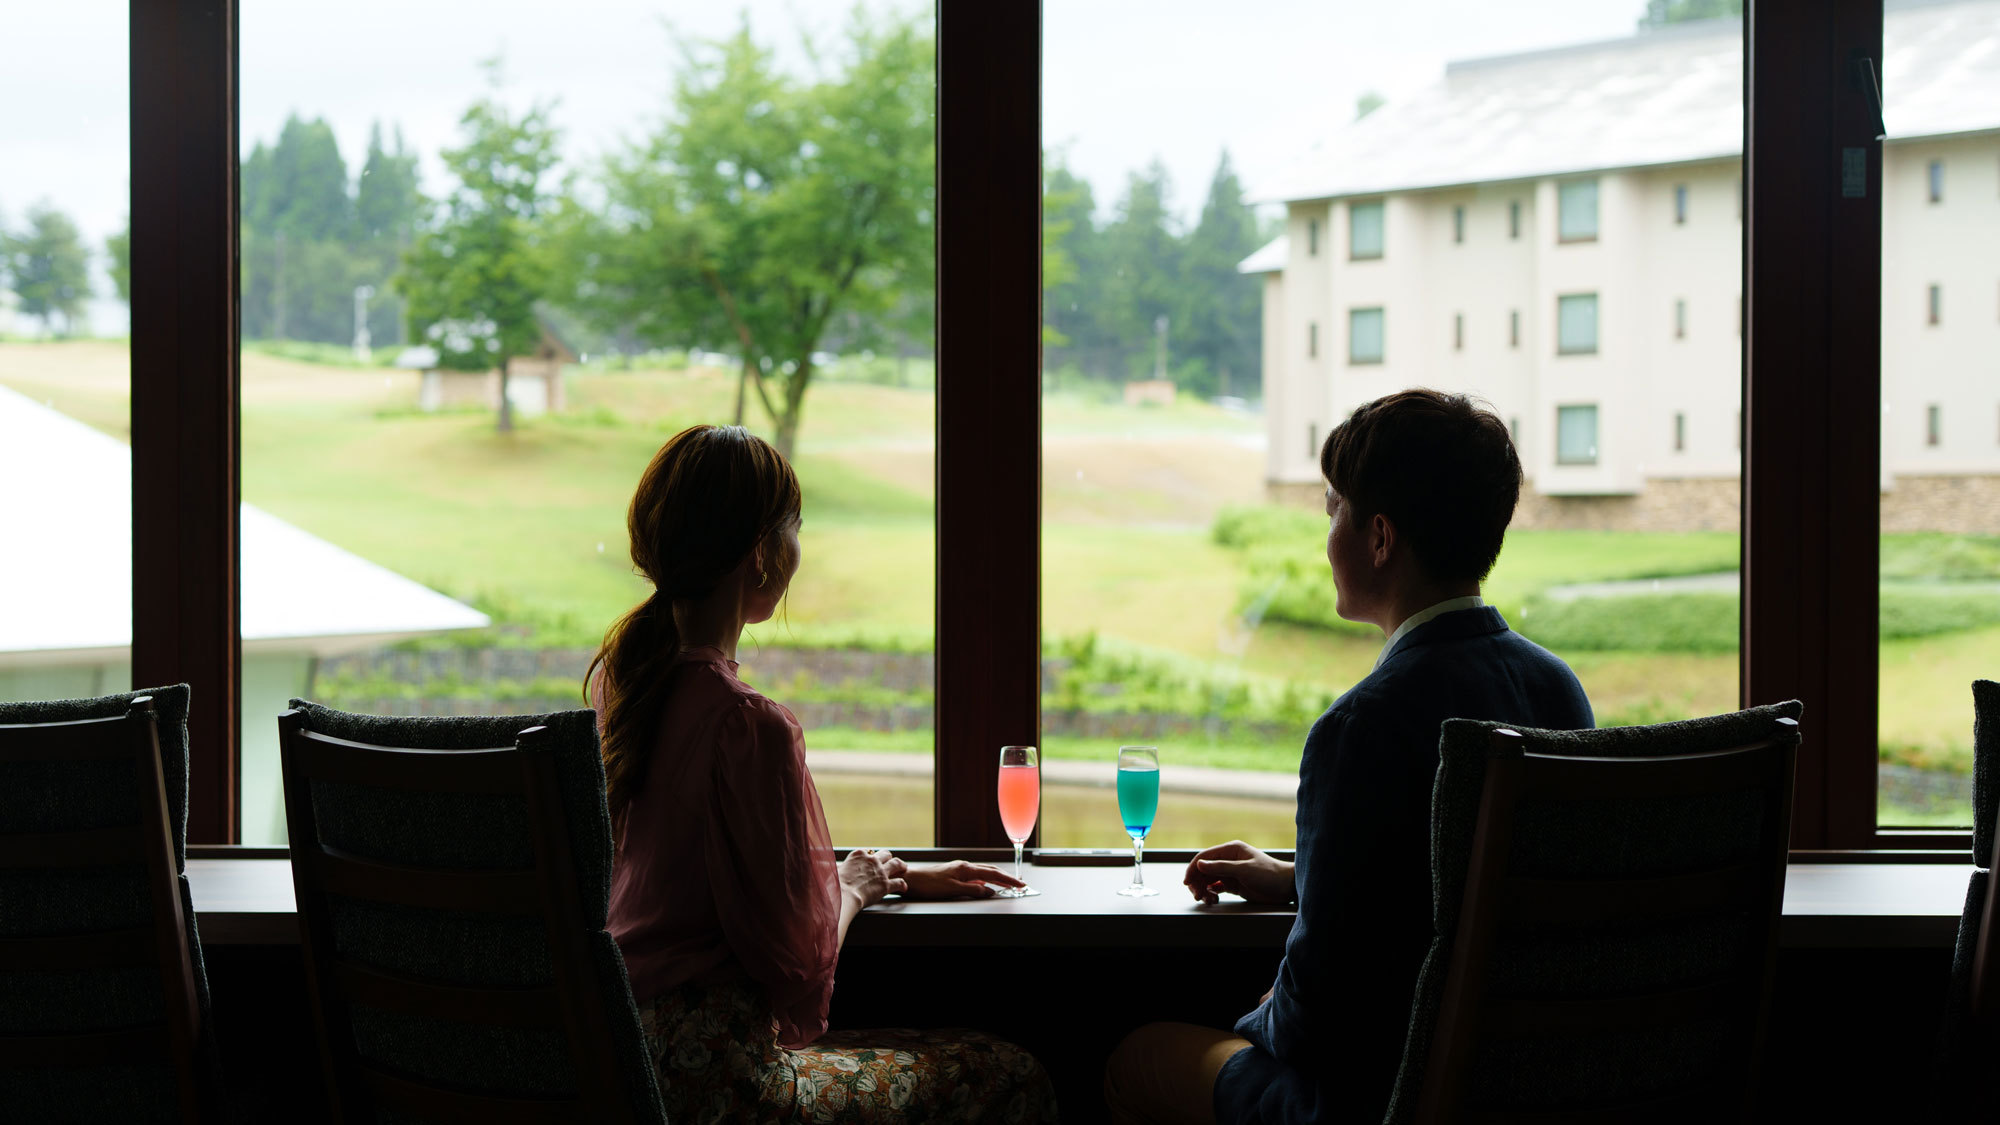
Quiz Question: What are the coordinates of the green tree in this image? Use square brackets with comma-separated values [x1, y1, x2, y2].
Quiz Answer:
[241, 113, 360, 341]
[395, 72, 561, 434]
[1041, 159, 1098, 357]
[570, 12, 933, 457]
[1096, 161, 1183, 381]
[1356, 90, 1386, 119]
[1639, 0, 1742, 28]
[106, 219, 130, 305]
[1176, 151, 1261, 398]
[1, 202, 92, 337]
[355, 122, 426, 345]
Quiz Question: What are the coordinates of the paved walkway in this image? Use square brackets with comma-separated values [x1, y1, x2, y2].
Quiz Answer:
[806, 749, 1297, 800]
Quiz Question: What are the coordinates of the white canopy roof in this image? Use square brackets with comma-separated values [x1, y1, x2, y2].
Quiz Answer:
[0, 383, 489, 667]
[1237, 234, 1289, 275]
[1269, 0, 2000, 204]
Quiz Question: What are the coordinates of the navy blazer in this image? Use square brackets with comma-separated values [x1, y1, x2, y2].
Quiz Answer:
[1213, 606, 1593, 1125]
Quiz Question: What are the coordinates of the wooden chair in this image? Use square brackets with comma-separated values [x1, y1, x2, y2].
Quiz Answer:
[1937, 678, 1999, 1114]
[278, 701, 666, 1124]
[0, 686, 215, 1123]
[1384, 702, 1804, 1124]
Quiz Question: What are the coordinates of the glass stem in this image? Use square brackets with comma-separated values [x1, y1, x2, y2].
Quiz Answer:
[1013, 840, 1025, 885]
[1130, 837, 1145, 888]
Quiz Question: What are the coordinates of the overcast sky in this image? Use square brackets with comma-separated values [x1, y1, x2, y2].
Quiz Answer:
[6, 1, 1647, 331]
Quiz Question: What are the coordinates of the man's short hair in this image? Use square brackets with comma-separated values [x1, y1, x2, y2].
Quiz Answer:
[1319, 389, 1523, 583]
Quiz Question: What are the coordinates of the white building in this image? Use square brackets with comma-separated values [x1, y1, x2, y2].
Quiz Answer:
[1245, 0, 2000, 532]
[0, 384, 490, 843]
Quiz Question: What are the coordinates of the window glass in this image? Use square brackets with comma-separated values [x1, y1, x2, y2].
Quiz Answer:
[1873, 4, 2000, 829]
[1042, 1, 1739, 854]
[1557, 293, 1599, 354]
[0, 3, 132, 708]
[1558, 178, 1599, 241]
[1348, 307, 1386, 364]
[239, 1, 938, 846]
[1556, 405, 1599, 464]
[1349, 201, 1385, 259]
[1674, 183, 1689, 224]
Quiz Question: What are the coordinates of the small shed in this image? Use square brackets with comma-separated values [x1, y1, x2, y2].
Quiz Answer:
[413, 323, 578, 415]
[1123, 379, 1176, 407]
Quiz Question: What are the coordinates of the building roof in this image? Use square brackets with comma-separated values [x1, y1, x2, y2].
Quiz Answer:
[1269, 0, 2000, 204]
[0, 383, 489, 666]
[1238, 234, 1289, 275]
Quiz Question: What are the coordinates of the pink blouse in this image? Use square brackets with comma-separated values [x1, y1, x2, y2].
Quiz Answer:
[602, 647, 841, 1047]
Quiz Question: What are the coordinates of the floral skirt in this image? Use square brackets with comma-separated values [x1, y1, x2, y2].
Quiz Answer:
[638, 978, 1059, 1124]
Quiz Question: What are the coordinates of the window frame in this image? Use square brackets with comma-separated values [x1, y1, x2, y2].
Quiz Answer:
[1347, 306, 1387, 365]
[1556, 292, 1600, 356]
[130, 0, 1950, 855]
[1348, 200, 1386, 260]
[1556, 177, 1600, 243]
[1554, 404, 1600, 466]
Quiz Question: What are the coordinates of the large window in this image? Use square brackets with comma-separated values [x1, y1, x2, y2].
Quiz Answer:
[0, 3, 131, 709]
[236, 2, 938, 846]
[1348, 308, 1386, 365]
[1557, 293, 1599, 355]
[110, 2, 1945, 854]
[1556, 405, 1600, 465]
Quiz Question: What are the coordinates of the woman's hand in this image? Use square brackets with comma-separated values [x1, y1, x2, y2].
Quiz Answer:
[838, 848, 909, 909]
[1183, 840, 1295, 906]
[900, 860, 1027, 900]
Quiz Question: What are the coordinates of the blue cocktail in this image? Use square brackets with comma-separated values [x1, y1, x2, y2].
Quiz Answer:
[1116, 745, 1160, 897]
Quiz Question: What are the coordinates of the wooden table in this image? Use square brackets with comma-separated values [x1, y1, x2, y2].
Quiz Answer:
[187, 858, 1971, 949]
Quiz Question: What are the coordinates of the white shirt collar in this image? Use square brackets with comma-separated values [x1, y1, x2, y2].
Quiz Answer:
[1374, 596, 1486, 669]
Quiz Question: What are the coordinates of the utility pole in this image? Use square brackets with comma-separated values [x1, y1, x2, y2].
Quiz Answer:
[352, 285, 374, 362]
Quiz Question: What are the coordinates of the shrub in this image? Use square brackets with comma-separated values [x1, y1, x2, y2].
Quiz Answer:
[1514, 593, 1739, 654]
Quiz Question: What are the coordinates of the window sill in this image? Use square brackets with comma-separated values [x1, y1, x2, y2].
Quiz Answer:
[186, 857, 1971, 951]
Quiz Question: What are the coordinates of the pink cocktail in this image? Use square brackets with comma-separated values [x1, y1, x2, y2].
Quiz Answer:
[993, 746, 1040, 897]
[997, 764, 1040, 841]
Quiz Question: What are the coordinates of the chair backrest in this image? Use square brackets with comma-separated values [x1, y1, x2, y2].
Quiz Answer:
[0, 688, 209, 1124]
[1967, 679, 2000, 1023]
[278, 704, 666, 1125]
[1391, 702, 1803, 1124]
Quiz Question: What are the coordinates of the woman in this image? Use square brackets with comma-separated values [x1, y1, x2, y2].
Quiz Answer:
[591, 424, 1058, 1123]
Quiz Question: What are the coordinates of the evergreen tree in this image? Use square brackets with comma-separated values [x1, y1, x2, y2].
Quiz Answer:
[240, 113, 361, 342]
[106, 219, 131, 305]
[1, 202, 92, 337]
[355, 123, 425, 345]
[1042, 160, 1101, 364]
[1177, 151, 1261, 398]
[1096, 161, 1183, 381]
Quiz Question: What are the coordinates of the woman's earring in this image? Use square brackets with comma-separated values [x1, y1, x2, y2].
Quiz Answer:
[758, 570, 769, 589]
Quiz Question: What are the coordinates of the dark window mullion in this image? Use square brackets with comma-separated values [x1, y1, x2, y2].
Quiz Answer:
[933, 3, 1042, 847]
[131, 0, 241, 844]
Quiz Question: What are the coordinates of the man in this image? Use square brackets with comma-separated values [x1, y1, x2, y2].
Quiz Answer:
[1104, 389, 1594, 1124]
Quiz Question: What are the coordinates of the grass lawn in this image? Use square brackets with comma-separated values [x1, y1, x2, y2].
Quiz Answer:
[4, 340, 1993, 798]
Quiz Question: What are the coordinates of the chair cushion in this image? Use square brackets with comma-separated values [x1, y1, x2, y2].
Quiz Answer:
[0, 684, 192, 866]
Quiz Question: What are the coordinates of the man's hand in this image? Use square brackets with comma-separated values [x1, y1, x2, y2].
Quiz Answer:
[901, 860, 1026, 900]
[1183, 840, 1295, 905]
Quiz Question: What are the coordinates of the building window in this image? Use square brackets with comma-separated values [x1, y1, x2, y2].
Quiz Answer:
[1929, 159, 1944, 204]
[1928, 404, 1942, 447]
[1453, 312, 1464, 351]
[1308, 423, 1319, 459]
[1509, 199, 1521, 239]
[1348, 307, 1385, 364]
[1509, 416, 1521, 444]
[1307, 217, 1319, 257]
[1557, 178, 1599, 242]
[1557, 293, 1599, 355]
[1349, 201, 1385, 260]
[1675, 297, 1687, 339]
[1509, 308, 1520, 349]
[1674, 411, 1686, 452]
[1453, 205, 1465, 244]
[1308, 320, 1318, 358]
[1556, 405, 1598, 465]
[1928, 283, 1941, 325]
[1674, 183, 1688, 224]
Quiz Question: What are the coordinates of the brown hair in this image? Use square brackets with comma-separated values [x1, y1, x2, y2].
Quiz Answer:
[1319, 389, 1522, 583]
[588, 425, 802, 834]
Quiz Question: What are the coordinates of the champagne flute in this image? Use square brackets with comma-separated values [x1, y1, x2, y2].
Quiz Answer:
[1115, 745, 1160, 897]
[993, 745, 1040, 898]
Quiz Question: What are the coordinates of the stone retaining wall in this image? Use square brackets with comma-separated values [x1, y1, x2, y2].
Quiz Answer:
[1269, 474, 2000, 534]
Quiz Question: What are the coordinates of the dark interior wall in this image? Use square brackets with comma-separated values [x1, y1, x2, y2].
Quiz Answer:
[206, 940, 1955, 1124]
